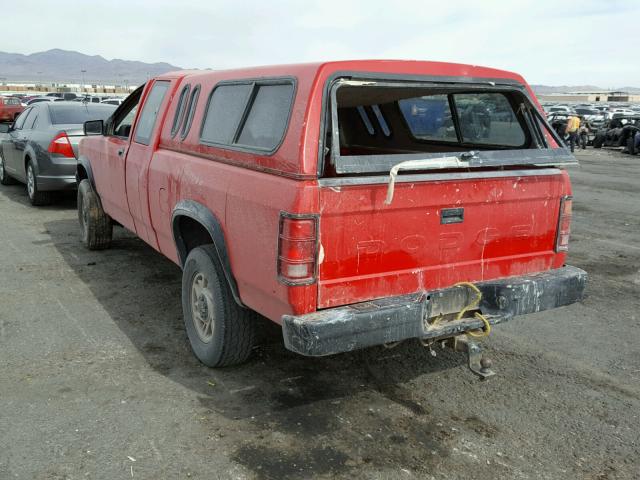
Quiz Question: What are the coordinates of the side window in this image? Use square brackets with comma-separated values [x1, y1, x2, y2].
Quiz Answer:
[180, 85, 200, 139]
[6, 98, 20, 105]
[171, 84, 190, 137]
[114, 107, 138, 138]
[26, 112, 39, 130]
[236, 84, 295, 150]
[200, 84, 252, 145]
[398, 94, 457, 142]
[133, 80, 170, 145]
[453, 93, 525, 146]
[13, 108, 33, 130]
[200, 80, 295, 152]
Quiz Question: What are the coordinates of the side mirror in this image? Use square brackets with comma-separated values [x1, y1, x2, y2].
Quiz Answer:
[0, 123, 12, 133]
[84, 119, 104, 136]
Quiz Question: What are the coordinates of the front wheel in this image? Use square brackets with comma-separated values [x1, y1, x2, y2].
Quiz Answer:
[182, 245, 257, 367]
[77, 179, 112, 249]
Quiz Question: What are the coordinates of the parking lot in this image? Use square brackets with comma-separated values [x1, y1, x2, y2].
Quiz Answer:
[0, 148, 638, 479]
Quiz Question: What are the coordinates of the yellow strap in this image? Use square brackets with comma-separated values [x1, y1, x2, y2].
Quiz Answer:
[453, 282, 491, 338]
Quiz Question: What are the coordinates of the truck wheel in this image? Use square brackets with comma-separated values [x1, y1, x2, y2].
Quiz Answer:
[0, 150, 17, 185]
[182, 245, 257, 367]
[26, 160, 52, 206]
[77, 179, 112, 249]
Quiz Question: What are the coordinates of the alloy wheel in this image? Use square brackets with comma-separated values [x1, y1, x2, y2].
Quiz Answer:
[27, 165, 35, 199]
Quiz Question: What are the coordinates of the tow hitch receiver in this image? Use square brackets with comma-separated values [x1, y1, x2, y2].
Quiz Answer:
[444, 335, 496, 380]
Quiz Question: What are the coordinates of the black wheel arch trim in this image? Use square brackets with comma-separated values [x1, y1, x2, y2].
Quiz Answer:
[172, 200, 244, 307]
[76, 155, 96, 189]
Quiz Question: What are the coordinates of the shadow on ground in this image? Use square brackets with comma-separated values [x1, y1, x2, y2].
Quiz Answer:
[45, 215, 471, 478]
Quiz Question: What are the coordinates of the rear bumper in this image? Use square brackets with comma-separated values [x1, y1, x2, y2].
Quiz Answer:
[36, 174, 76, 191]
[36, 156, 78, 191]
[282, 265, 587, 356]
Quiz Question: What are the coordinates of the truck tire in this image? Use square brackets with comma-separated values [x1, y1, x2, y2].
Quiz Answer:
[0, 150, 17, 185]
[182, 245, 257, 367]
[26, 160, 52, 206]
[77, 179, 112, 250]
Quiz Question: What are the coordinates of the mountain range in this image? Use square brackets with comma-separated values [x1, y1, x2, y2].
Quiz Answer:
[0, 49, 182, 85]
[531, 84, 640, 94]
[0, 49, 638, 93]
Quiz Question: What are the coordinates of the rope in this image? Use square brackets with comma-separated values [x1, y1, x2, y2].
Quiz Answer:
[453, 281, 491, 338]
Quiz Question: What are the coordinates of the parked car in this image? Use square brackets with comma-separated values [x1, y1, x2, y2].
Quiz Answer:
[75, 61, 586, 373]
[0, 102, 116, 205]
[26, 96, 61, 105]
[45, 92, 79, 101]
[546, 105, 573, 114]
[0, 96, 25, 122]
[625, 131, 640, 155]
[593, 116, 640, 148]
[74, 96, 102, 104]
[100, 98, 124, 106]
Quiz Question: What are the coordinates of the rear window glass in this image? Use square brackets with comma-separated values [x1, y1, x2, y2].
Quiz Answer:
[236, 84, 294, 150]
[399, 95, 456, 142]
[454, 93, 525, 146]
[201, 84, 252, 145]
[49, 104, 116, 125]
[399, 92, 525, 146]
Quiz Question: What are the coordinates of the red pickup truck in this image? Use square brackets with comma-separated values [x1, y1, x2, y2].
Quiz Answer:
[77, 60, 586, 375]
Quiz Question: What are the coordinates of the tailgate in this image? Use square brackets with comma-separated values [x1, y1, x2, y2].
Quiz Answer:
[317, 170, 565, 309]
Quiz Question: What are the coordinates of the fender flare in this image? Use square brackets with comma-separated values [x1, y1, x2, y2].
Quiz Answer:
[171, 200, 244, 307]
[76, 155, 96, 189]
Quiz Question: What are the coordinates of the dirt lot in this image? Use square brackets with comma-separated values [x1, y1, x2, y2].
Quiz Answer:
[0, 148, 639, 480]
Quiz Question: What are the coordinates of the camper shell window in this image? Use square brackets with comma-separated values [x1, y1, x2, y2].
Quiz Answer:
[325, 79, 574, 176]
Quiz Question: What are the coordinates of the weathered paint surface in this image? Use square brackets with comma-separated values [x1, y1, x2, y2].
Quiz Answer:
[317, 171, 570, 308]
[79, 60, 573, 323]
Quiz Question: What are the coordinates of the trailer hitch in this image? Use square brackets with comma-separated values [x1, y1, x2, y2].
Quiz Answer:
[443, 335, 496, 380]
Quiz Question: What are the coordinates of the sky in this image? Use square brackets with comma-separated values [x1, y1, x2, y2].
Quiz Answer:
[3, 0, 639, 87]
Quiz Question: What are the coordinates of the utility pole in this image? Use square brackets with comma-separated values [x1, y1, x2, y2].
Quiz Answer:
[81, 69, 87, 94]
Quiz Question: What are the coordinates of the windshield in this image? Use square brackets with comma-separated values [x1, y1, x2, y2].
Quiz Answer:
[49, 103, 116, 124]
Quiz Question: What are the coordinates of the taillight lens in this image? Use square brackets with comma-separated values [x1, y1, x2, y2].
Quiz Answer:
[278, 213, 318, 285]
[48, 132, 75, 158]
[555, 196, 573, 252]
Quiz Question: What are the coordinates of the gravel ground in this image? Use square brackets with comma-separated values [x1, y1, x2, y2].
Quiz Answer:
[0, 148, 638, 480]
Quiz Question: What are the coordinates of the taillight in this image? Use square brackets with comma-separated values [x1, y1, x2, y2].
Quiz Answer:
[555, 196, 572, 252]
[278, 213, 318, 285]
[48, 132, 75, 158]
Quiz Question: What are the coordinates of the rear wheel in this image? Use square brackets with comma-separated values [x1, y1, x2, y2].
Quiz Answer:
[77, 179, 112, 249]
[182, 245, 257, 367]
[26, 160, 52, 206]
[0, 150, 17, 185]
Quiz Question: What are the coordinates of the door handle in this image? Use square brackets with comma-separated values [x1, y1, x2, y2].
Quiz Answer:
[117, 148, 125, 156]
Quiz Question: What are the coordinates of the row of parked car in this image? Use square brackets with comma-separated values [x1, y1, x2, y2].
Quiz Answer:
[0, 93, 124, 123]
[543, 104, 640, 155]
[0, 60, 587, 375]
